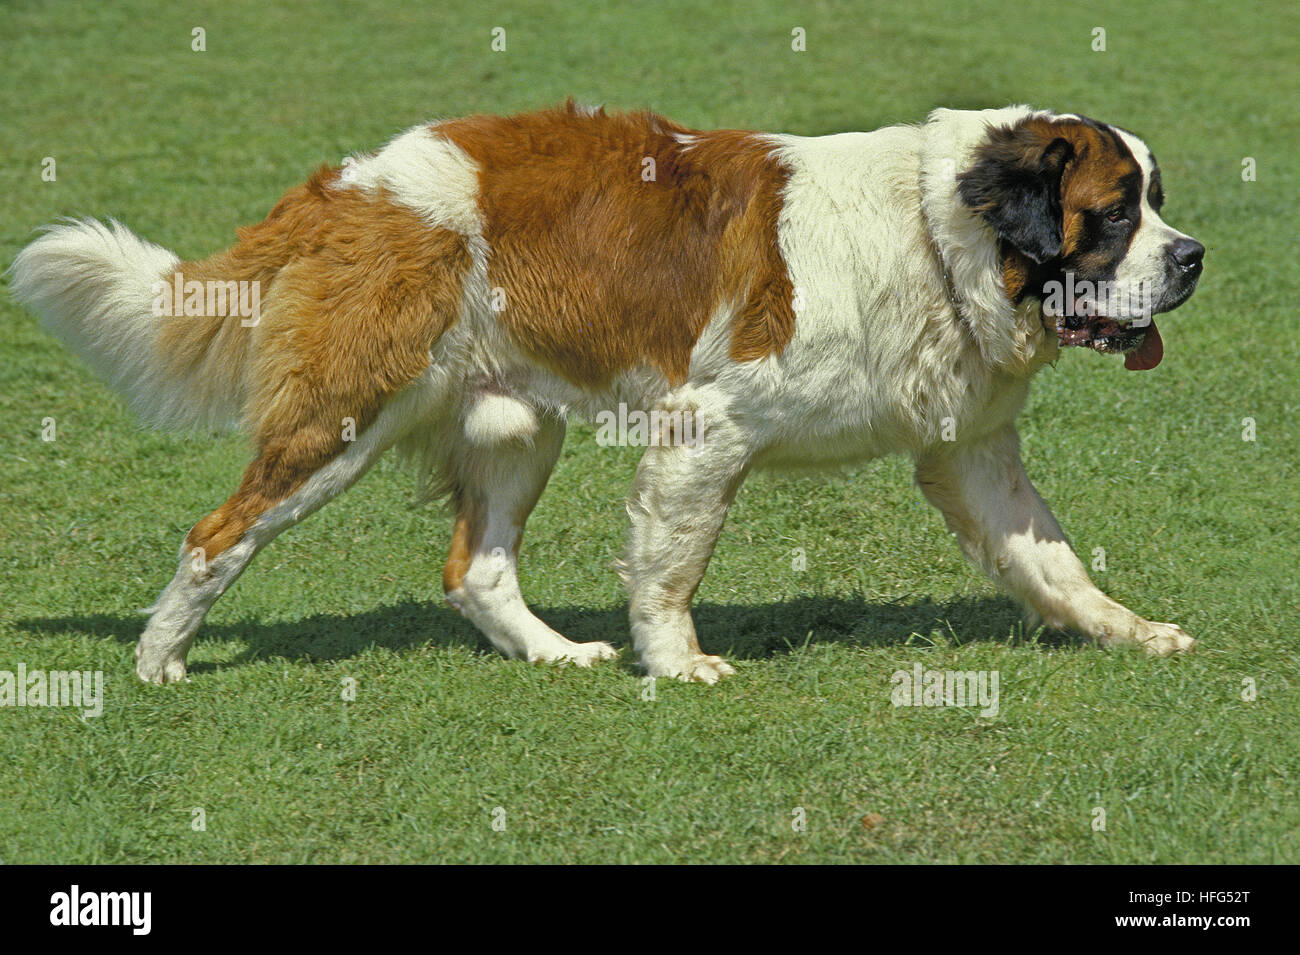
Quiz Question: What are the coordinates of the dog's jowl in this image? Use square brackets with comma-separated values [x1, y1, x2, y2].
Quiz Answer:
[10, 102, 1203, 684]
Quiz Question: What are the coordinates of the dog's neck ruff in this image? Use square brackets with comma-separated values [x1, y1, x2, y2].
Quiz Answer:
[918, 105, 1055, 376]
[922, 224, 973, 339]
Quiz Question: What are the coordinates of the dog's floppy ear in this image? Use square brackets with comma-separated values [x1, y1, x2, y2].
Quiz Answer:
[957, 123, 1074, 264]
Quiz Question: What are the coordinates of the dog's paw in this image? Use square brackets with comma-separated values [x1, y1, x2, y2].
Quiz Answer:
[527, 640, 619, 668]
[676, 654, 736, 684]
[134, 642, 188, 684]
[645, 653, 735, 684]
[565, 641, 620, 667]
[1134, 620, 1196, 656]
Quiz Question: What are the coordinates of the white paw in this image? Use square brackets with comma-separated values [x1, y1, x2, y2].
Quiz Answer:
[565, 640, 620, 667]
[1135, 620, 1197, 656]
[647, 653, 736, 685]
[134, 642, 189, 684]
[527, 640, 619, 668]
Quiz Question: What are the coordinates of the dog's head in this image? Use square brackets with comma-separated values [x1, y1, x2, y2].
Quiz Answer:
[957, 115, 1203, 370]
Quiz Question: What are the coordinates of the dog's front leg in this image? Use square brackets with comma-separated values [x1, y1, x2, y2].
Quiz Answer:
[622, 416, 751, 683]
[914, 425, 1195, 655]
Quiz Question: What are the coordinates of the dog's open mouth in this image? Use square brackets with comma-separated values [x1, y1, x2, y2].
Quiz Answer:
[1054, 313, 1164, 371]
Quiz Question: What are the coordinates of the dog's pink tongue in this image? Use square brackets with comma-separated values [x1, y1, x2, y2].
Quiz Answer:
[1125, 321, 1163, 370]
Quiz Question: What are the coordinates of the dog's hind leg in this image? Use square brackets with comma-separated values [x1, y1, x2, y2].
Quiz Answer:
[442, 412, 618, 667]
[914, 424, 1196, 656]
[134, 387, 429, 683]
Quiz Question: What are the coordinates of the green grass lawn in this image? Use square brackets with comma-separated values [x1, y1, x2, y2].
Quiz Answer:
[1, 0, 1296, 863]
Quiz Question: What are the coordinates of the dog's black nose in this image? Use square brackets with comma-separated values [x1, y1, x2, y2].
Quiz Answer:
[1169, 237, 1205, 273]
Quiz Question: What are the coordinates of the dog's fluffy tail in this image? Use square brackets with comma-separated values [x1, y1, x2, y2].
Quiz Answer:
[9, 219, 253, 432]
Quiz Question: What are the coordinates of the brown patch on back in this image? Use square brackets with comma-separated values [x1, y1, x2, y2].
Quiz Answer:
[179, 168, 471, 559]
[438, 102, 796, 386]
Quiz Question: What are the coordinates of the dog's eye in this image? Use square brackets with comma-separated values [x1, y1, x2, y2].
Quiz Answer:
[1106, 206, 1130, 224]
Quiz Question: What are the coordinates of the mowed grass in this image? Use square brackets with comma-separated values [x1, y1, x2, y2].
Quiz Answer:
[0, 0, 1296, 863]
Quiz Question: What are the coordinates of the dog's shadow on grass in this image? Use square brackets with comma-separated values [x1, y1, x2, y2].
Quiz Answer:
[17, 591, 1068, 675]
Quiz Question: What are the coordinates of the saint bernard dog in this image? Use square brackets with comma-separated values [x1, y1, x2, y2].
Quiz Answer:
[11, 101, 1205, 684]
